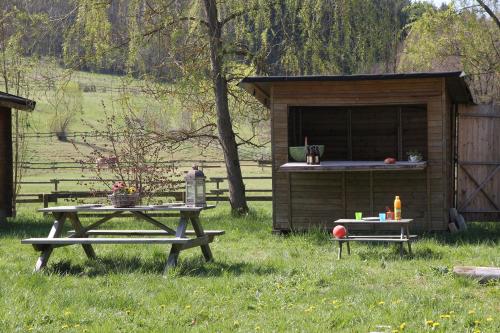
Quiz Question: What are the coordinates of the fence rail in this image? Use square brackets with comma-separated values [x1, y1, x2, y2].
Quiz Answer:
[19, 159, 272, 170]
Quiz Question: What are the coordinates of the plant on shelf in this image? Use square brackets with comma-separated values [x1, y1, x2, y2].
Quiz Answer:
[407, 150, 423, 162]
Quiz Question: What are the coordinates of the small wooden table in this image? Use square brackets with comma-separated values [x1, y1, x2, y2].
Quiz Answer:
[22, 205, 223, 274]
[333, 219, 416, 259]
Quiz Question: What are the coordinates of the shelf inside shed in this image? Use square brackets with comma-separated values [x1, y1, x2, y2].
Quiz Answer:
[279, 160, 427, 172]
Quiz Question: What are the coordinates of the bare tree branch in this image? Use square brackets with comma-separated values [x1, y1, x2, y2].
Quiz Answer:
[476, 0, 500, 30]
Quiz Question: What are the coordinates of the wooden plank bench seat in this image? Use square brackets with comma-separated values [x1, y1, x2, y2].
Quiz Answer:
[67, 229, 225, 236]
[22, 235, 212, 252]
[337, 235, 418, 242]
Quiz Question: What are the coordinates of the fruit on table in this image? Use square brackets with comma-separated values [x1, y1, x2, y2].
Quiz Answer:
[333, 225, 347, 239]
[384, 157, 396, 164]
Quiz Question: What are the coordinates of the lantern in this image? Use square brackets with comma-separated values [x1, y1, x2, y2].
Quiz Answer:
[185, 165, 206, 207]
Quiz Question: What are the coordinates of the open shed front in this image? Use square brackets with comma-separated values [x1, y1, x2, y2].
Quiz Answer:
[240, 72, 473, 232]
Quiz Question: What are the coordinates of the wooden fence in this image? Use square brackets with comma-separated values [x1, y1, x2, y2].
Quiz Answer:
[16, 176, 273, 211]
[457, 103, 500, 221]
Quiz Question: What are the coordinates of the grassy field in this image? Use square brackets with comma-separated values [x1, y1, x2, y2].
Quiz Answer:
[1, 203, 499, 332]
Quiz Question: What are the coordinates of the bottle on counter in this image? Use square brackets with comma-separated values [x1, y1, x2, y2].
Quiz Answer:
[313, 145, 320, 165]
[306, 146, 313, 165]
[394, 196, 401, 220]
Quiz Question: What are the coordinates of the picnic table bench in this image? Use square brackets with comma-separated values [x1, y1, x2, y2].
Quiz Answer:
[21, 204, 222, 274]
[333, 219, 417, 259]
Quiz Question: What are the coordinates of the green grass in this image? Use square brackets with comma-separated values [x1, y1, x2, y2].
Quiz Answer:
[1, 203, 499, 332]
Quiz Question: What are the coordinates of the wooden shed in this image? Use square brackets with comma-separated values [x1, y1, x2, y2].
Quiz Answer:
[0, 91, 36, 222]
[240, 72, 474, 232]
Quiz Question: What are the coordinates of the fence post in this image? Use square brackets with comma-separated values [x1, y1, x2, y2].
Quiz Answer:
[42, 194, 49, 216]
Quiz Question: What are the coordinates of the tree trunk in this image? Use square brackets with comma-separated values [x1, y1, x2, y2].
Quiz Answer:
[202, 0, 248, 214]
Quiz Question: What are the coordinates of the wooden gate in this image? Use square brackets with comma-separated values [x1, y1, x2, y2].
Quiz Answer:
[457, 104, 500, 222]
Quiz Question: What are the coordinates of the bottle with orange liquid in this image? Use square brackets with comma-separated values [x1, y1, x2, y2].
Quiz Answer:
[394, 196, 401, 220]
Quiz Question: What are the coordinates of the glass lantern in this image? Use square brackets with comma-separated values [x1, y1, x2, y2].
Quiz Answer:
[185, 165, 206, 207]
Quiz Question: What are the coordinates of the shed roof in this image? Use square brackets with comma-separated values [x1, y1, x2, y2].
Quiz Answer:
[239, 71, 474, 107]
[0, 91, 36, 111]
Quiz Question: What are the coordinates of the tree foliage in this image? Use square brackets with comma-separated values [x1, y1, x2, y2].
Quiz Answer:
[399, 1, 500, 103]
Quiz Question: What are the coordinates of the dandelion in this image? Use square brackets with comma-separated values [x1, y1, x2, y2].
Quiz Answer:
[425, 320, 434, 326]
[440, 314, 451, 319]
[233, 320, 240, 327]
[378, 301, 385, 305]
[185, 305, 191, 309]
[331, 300, 339, 305]
[400, 322, 406, 330]
[63, 310, 71, 316]
[304, 305, 315, 313]
[255, 325, 261, 331]
[486, 317, 493, 322]
[474, 320, 480, 326]
[159, 304, 166, 309]
[126, 310, 131, 315]
[432, 322, 440, 328]
[468, 310, 476, 315]
[74, 324, 81, 328]
[473, 330, 481, 333]
[61, 324, 69, 329]
[392, 330, 399, 333]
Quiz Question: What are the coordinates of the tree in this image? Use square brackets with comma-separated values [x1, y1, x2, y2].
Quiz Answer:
[0, 4, 47, 217]
[398, 1, 499, 103]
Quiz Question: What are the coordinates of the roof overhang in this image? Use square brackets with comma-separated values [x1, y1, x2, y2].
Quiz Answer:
[239, 71, 474, 107]
[0, 91, 36, 111]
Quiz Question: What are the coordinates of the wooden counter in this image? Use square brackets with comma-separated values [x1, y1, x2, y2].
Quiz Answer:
[279, 161, 427, 172]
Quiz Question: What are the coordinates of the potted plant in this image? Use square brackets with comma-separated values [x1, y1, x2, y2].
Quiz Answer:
[108, 181, 140, 207]
[407, 150, 423, 162]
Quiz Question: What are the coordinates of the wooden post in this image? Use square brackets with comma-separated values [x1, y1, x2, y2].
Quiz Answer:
[347, 109, 352, 160]
[398, 107, 403, 161]
[0, 107, 13, 223]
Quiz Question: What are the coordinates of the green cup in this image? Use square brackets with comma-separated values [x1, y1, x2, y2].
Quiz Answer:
[355, 212, 362, 220]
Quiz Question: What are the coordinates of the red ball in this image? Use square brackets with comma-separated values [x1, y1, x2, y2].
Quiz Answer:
[333, 225, 347, 239]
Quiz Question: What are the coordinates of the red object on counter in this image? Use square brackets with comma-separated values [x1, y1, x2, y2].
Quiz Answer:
[384, 157, 396, 164]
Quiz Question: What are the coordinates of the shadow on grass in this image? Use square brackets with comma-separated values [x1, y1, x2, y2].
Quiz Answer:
[421, 222, 500, 246]
[354, 243, 443, 261]
[45, 255, 277, 277]
[0, 219, 55, 238]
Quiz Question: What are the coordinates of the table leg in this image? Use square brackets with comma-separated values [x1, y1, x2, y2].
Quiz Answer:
[164, 215, 189, 273]
[189, 212, 213, 262]
[346, 241, 351, 255]
[34, 213, 66, 272]
[406, 225, 412, 256]
[338, 241, 343, 260]
[68, 213, 97, 260]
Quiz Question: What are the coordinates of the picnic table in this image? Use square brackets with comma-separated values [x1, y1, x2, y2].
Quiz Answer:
[21, 204, 223, 274]
[333, 219, 417, 259]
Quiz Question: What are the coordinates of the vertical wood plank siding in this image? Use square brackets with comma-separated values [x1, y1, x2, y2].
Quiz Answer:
[270, 78, 452, 231]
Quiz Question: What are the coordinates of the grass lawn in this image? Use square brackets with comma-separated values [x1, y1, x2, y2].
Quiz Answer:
[1, 203, 499, 332]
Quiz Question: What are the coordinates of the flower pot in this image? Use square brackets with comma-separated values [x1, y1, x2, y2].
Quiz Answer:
[408, 155, 422, 163]
[108, 193, 140, 208]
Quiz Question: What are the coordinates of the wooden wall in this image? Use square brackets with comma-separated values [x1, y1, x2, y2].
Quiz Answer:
[0, 107, 13, 221]
[457, 104, 500, 221]
[270, 78, 452, 231]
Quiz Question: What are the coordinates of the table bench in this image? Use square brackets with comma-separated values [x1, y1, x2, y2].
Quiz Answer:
[22, 205, 222, 275]
[333, 219, 416, 259]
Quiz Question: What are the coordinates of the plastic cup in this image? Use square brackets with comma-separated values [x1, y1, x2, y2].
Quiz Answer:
[355, 212, 362, 220]
[379, 213, 386, 222]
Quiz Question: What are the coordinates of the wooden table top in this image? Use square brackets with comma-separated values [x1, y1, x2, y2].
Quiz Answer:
[334, 218, 413, 224]
[38, 204, 215, 213]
